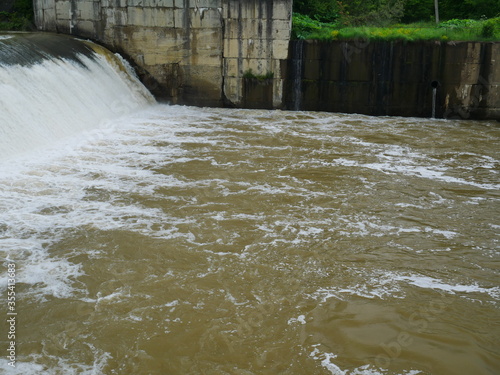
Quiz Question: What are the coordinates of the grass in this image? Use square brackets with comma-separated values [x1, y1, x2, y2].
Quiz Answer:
[292, 14, 500, 42]
[243, 69, 275, 80]
[0, 14, 33, 31]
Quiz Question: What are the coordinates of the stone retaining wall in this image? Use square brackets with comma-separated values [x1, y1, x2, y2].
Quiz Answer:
[33, 0, 292, 107]
[32, 1, 500, 119]
[284, 40, 500, 120]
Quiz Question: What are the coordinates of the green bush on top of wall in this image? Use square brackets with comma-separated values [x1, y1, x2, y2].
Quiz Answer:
[292, 15, 500, 42]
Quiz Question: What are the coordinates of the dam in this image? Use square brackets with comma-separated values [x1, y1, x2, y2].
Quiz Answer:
[33, 0, 293, 108]
[31, 0, 500, 119]
[1, 3, 500, 374]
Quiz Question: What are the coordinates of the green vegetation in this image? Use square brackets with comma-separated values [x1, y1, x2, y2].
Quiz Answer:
[293, 15, 500, 41]
[243, 69, 274, 80]
[403, 0, 500, 22]
[0, 0, 34, 31]
[292, 0, 500, 41]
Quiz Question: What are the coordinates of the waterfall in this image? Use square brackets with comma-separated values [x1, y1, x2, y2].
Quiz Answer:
[0, 33, 155, 160]
[291, 40, 304, 111]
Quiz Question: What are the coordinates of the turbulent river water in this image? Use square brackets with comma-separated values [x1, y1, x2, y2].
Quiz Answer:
[0, 33, 499, 375]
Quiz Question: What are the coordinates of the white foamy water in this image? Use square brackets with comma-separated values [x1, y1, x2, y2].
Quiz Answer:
[0, 38, 154, 160]
[0, 105, 498, 375]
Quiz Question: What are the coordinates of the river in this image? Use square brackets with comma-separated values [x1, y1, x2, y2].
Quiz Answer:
[0, 33, 499, 375]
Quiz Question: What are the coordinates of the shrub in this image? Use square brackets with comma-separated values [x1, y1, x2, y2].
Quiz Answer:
[354, 0, 405, 27]
[292, 13, 336, 40]
[481, 21, 495, 37]
[243, 69, 274, 80]
[293, 0, 340, 23]
[480, 17, 500, 38]
[439, 19, 478, 29]
[0, 0, 33, 31]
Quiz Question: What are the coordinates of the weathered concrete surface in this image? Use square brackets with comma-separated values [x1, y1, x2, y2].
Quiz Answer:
[284, 40, 500, 120]
[31, 1, 499, 118]
[33, 0, 292, 107]
[223, 1, 291, 108]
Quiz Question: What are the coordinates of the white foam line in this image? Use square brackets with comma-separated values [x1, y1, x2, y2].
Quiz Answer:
[393, 274, 500, 299]
[309, 346, 424, 375]
[0, 348, 111, 375]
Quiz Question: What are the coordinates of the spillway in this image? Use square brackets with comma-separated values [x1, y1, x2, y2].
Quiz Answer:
[0, 32, 154, 160]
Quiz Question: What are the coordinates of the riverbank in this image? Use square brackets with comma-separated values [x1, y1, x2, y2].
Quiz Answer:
[292, 14, 500, 42]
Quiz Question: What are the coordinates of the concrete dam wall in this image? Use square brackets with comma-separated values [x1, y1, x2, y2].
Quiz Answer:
[284, 40, 500, 120]
[33, 0, 292, 107]
[33, 1, 499, 119]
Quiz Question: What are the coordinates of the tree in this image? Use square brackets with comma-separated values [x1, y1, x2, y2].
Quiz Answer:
[404, 0, 500, 22]
[434, 0, 440, 24]
[293, 0, 406, 26]
[293, 0, 340, 23]
[294, 0, 500, 25]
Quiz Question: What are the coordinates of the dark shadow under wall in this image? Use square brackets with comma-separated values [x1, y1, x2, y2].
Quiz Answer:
[243, 78, 274, 109]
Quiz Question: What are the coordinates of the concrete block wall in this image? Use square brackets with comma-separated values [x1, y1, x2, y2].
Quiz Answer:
[33, 0, 293, 107]
[222, 0, 291, 107]
[284, 40, 500, 120]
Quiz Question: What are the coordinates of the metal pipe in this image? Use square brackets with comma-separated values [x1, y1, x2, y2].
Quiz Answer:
[434, 0, 440, 25]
